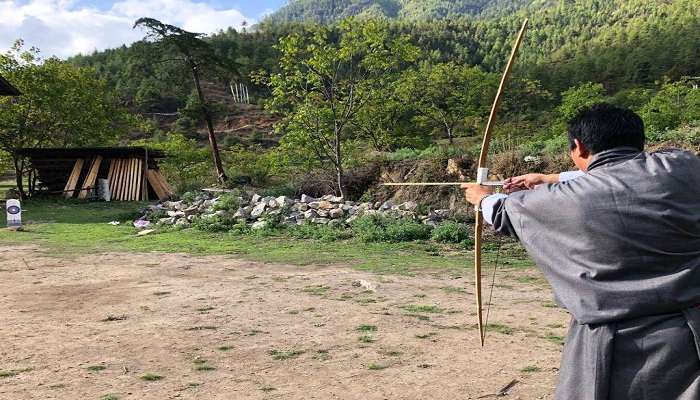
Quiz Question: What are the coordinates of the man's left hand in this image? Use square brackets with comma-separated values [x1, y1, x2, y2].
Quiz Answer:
[461, 183, 494, 207]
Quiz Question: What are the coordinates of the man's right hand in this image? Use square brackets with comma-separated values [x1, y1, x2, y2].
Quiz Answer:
[503, 173, 559, 193]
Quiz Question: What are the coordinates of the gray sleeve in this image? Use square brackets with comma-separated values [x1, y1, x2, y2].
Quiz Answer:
[490, 197, 521, 240]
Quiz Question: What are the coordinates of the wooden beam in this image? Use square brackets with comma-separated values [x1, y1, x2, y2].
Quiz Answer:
[147, 169, 168, 200]
[78, 156, 102, 199]
[63, 159, 84, 198]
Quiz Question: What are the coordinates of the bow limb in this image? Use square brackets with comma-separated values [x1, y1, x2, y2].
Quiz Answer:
[474, 19, 528, 347]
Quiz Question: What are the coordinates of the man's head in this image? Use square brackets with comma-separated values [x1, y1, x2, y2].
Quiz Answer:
[567, 103, 645, 171]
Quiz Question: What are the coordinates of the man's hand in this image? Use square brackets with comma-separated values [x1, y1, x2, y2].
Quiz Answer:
[503, 173, 558, 193]
[461, 183, 494, 207]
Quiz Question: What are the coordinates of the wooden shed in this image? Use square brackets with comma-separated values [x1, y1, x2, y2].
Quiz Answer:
[16, 147, 173, 201]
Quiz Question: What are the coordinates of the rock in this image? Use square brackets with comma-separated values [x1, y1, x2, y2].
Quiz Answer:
[163, 200, 184, 210]
[447, 158, 469, 181]
[233, 207, 251, 219]
[422, 219, 439, 227]
[251, 220, 269, 230]
[304, 209, 319, 219]
[167, 210, 185, 218]
[329, 208, 344, 219]
[374, 201, 383, 209]
[380, 201, 395, 210]
[251, 194, 262, 203]
[353, 279, 378, 292]
[183, 206, 199, 215]
[300, 194, 316, 203]
[174, 219, 190, 229]
[297, 203, 309, 212]
[137, 229, 156, 236]
[276, 196, 294, 207]
[186, 215, 196, 222]
[328, 219, 342, 227]
[267, 198, 279, 208]
[317, 210, 329, 218]
[347, 206, 359, 216]
[524, 155, 541, 163]
[215, 210, 228, 217]
[322, 195, 343, 203]
[345, 214, 359, 225]
[251, 203, 267, 219]
[398, 201, 418, 212]
[158, 217, 176, 226]
[318, 201, 334, 210]
[311, 217, 330, 224]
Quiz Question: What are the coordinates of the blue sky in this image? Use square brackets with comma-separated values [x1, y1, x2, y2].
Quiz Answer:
[1, 0, 290, 58]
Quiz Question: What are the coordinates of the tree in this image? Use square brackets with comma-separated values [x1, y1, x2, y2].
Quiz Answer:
[0, 41, 129, 198]
[133, 17, 237, 184]
[396, 62, 498, 144]
[267, 19, 419, 198]
[640, 80, 700, 132]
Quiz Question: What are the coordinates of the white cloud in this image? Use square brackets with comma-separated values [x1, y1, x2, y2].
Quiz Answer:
[0, 0, 252, 58]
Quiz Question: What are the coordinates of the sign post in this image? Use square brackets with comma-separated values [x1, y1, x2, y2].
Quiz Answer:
[6, 199, 21, 229]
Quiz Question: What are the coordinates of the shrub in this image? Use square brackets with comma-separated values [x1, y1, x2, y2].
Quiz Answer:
[192, 215, 237, 232]
[431, 221, 472, 244]
[288, 223, 352, 242]
[351, 215, 431, 243]
[212, 192, 241, 212]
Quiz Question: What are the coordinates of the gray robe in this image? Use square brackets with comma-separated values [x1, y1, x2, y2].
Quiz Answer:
[490, 147, 700, 400]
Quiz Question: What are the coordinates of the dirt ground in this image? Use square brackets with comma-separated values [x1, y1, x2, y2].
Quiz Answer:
[0, 245, 569, 400]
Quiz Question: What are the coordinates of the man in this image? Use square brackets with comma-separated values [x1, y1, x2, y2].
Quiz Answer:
[462, 103, 700, 400]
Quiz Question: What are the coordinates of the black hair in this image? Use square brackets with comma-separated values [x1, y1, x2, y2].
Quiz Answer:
[567, 103, 645, 154]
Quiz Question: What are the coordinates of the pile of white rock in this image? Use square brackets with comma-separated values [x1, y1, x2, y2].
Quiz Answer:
[145, 191, 453, 230]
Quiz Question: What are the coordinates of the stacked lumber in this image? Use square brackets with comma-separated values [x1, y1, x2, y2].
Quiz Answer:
[63, 159, 84, 198]
[107, 158, 145, 201]
[78, 156, 102, 199]
[147, 169, 174, 201]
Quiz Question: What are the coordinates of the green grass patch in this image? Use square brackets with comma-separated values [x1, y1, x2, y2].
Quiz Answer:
[400, 304, 444, 314]
[545, 333, 565, 346]
[303, 285, 330, 296]
[0, 200, 533, 275]
[140, 373, 163, 381]
[268, 349, 304, 360]
[0, 368, 32, 378]
[367, 363, 387, 370]
[520, 365, 541, 373]
[356, 324, 377, 332]
[358, 335, 375, 343]
[486, 323, 514, 335]
[86, 364, 107, 372]
[100, 395, 119, 400]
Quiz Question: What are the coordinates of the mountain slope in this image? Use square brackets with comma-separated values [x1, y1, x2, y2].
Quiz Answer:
[267, 0, 536, 23]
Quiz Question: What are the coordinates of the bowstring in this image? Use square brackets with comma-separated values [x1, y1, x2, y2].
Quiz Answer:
[483, 235, 502, 333]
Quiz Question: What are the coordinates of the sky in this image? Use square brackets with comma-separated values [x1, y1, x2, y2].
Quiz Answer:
[1, 0, 289, 58]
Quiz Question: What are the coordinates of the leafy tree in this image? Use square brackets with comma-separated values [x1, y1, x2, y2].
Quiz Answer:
[267, 19, 419, 197]
[0, 41, 129, 198]
[556, 82, 607, 122]
[396, 62, 498, 144]
[640, 81, 700, 132]
[133, 17, 238, 184]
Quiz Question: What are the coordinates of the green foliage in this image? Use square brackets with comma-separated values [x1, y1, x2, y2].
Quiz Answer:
[351, 214, 431, 243]
[556, 83, 607, 122]
[137, 133, 213, 194]
[639, 81, 700, 132]
[212, 192, 241, 212]
[192, 215, 239, 233]
[430, 221, 472, 245]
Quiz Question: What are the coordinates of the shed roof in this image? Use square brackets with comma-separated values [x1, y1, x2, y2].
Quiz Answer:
[16, 147, 166, 159]
[0, 74, 20, 96]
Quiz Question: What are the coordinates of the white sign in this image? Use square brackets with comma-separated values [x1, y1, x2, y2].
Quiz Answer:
[6, 199, 21, 228]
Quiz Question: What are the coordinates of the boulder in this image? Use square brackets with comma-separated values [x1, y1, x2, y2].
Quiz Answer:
[311, 217, 330, 224]
[251, 203, 267, 219]
[167, 210, 185, 218]
[300, 194, 316, 203]
[304, 209, 319, 219]
[276, 196, 294, 207]
[158, 217, 176, 226]
[398, 201, 418, 212]
[233, 206, 251, 219]
[329, 208, 344, 219]
[251, 220, 269, 230]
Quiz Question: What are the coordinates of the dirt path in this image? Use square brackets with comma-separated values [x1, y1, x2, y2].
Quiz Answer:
[0, 245, 568, 400]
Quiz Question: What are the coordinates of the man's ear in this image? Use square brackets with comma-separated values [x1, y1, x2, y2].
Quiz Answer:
[574, 138, 590, 158]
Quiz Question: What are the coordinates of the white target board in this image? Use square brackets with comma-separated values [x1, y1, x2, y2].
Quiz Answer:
[6, 199, 21, 228]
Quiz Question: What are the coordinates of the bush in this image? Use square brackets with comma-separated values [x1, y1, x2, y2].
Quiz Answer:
[431, 221, 472, 245]
[212, 192, 241, 212]
[192, 215, 238, 232]
[287, 223, 352, 242]
[351, 214, 431, 243]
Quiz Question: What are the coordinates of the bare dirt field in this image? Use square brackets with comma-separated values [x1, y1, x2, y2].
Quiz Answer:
[0, 245, 568, 400]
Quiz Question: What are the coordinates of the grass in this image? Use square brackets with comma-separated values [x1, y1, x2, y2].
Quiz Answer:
[0, 199, 533, 275]
[486, 323, 515, 335]
[268, 349, 304, 361]
[100, 395, 119, 400]
[367, 363, 387, 370]
[520, 365, 541, 373]
[0, 368, 32, 378]
[86, 364, 107, 372]
[400, 304, 444, 314]
[140, 373, 163, 381]
[217, 345, 234, 351]
[415, 332, 437, 339]
[545, 333, 565, 346]
[193, 359, 216, 371]
[358, 335, 375, 343]
[356, 324, 377, 332]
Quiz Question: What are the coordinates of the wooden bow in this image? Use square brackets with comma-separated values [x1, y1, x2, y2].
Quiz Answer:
[474, 19, 528, 347]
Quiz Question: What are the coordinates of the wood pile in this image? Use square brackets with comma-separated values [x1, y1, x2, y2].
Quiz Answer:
[18, 147, 172, 201]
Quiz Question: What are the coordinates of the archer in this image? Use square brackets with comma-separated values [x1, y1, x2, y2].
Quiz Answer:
[464, 103, 700, 399]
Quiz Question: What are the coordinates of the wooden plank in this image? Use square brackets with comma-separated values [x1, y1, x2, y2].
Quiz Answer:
[119, 158, 130, 201]
[63, 159, 84, 198]
[129, 158, 138, 201]
[78, 156, 102, 199]
[154, 170, 173, 195]
[147, 169, 168, 200]
[133, 158, 142, 201]
[106, 159, 116, 199]
[141, 150, 149, 201]
[114, 159, 125, 201]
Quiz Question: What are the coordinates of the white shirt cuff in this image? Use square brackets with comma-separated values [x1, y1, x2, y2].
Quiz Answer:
[481, 193, 508, 225]
[559, 170, 585, 182]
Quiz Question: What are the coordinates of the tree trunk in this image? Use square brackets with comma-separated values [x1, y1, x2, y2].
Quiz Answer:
[13, 156, 26, 199]
[191, 65, 228, 184]
[333, 126, 346, 199]
[445, 124, 454, 144]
